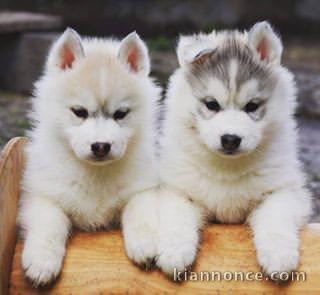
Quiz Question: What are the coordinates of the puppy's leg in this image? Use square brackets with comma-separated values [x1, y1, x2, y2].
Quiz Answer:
[122, 189, 159, 270]
[19, 196, 71, 286]
[156, 189, 203, 278]
[249, 189, 311, 280]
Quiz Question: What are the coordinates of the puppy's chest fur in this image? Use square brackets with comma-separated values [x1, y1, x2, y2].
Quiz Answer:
[60, 176, 125, 230]
[168, 164, 271, 224]
[54, 156, 157, 229]
[29, 161, 145, 230]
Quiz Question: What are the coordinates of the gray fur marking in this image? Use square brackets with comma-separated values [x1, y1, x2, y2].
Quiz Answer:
[186, 34, 273, 92]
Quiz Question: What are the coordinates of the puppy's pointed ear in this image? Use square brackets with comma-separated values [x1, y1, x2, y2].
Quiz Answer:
[177, 35, 197, 67]
[47, 28, 84, 71]
[118, 32, 150, 76]
[177, 35, 216, 67]
[248, 21, 282, 65]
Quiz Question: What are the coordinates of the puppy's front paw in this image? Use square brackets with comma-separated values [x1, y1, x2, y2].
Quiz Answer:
[22, 244, 65, 286]
[157, 241, 197, 280]
[124, 223, 158, 270]
[255, 233, 299, 281]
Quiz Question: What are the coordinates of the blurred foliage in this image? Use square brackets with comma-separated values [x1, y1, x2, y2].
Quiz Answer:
[147, 36, 173, 52]
[202, 24, 215, 33]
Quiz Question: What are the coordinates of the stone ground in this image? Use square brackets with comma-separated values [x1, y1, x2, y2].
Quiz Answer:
[0, 40, 319, 221]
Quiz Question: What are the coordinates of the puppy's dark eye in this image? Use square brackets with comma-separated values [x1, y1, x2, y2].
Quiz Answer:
[244, 101, 260, 113]
[113, 109, 130, 120]
[71, 107, 88, 119]
[204, 99, 221, 112]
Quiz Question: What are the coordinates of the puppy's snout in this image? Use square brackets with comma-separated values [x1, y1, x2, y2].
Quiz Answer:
[91, 142, 111, 158]
[221, 134, 242, 153]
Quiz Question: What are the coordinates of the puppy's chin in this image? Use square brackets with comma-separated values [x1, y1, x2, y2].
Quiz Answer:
[217, 150, 247, 159]
[84, 158, 116, 166]
[73, 154, 122, 166]
[208, 146, 252, 159]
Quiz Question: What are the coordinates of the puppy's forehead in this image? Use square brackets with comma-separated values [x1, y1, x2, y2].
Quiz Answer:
[64, 56, 138, 108]
[187, 35, 272, 92]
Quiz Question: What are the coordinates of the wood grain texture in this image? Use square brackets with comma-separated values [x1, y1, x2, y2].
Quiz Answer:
[0, 137, 27, 295]
[10, 224, 320, 294]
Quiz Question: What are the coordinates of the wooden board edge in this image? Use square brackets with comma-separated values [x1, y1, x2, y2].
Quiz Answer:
[0, 137, 27, 295]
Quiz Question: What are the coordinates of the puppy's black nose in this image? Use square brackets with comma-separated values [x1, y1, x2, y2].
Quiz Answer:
[221, 134, 242, 153]
[91, 142, 111, 158]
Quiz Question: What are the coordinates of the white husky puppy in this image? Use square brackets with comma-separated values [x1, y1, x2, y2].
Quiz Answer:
[19, 28, 160, 286]
[125, 22, 312, 279]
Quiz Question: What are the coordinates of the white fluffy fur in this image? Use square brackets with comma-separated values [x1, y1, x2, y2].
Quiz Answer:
[125, 22, 312, 279]
[19, 28, 160, 286]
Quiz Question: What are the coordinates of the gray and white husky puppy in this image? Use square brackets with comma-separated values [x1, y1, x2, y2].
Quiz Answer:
[123, 21, 312, 279]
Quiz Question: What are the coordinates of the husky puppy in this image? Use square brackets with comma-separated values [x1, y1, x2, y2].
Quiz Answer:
[19, 28, 160, 286]
[127, 22, 311, 279]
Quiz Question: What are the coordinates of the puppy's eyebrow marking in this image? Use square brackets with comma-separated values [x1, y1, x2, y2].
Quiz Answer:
[237, 78, 259, 105]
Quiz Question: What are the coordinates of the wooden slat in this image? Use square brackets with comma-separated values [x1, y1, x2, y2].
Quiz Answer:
[9, 224, 320, 294]
[0, 137, 27, 295]
[0, 12, 62, 33]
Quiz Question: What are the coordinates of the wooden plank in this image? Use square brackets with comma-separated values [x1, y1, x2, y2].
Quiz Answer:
[0, 12, 62, 33]
[0, 137, 27, 295]
[9, 224, 320, 294]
